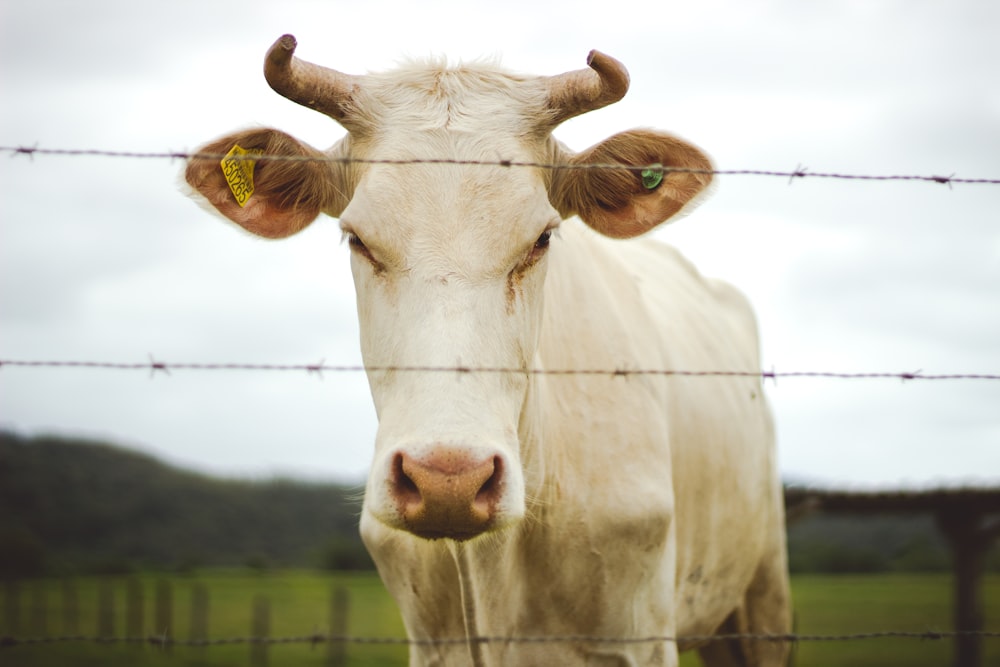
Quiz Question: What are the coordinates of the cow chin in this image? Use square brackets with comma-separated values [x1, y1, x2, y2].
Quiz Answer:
[365, 443, 526, 542]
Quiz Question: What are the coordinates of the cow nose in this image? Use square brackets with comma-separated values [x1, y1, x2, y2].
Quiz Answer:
[391, 449, 503, 540]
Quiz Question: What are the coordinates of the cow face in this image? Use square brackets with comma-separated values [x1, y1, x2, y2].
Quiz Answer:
[185, 35, 712, 542]
[340, 155, 556, 540]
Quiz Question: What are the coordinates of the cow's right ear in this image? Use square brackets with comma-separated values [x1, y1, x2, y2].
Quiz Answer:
[185, 128, 350, 239]
[549, 129, 713, 239]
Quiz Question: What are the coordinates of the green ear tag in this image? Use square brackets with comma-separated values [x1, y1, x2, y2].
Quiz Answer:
[641, 164, 664, 190]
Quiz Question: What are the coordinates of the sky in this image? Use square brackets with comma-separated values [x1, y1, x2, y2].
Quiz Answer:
[1, 0, 998, 487]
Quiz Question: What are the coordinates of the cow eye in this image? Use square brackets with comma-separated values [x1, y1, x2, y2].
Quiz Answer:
[523, 228, 554, 269]
[347, 233, 367, 251]
[534, 229, 552, 251]
[344, 232, 379, 267]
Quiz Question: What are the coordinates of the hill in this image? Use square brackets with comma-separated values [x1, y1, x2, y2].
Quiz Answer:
[0, 432, 371, 577]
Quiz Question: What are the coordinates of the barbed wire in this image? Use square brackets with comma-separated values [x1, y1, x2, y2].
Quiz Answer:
[3, 629, 999, 649]
[1, 359, 999, 382]
[3, 145, 998, 186]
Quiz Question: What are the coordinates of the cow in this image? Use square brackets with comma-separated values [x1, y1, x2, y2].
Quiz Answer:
[185, 34, 791, 666]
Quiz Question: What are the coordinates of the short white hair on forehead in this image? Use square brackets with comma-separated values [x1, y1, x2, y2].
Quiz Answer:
[346, 59, 550, 136]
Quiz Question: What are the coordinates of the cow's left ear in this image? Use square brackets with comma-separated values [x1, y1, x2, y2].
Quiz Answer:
[185, 128, 351, 240]
[550, 129, 713, 239]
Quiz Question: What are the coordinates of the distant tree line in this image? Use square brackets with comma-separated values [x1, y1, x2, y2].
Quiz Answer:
[0, 432, 372, 578]
[1, 431, 997, 579]
[787, 514, 959, 574]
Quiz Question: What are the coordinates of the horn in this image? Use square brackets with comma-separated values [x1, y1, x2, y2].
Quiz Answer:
[263, 34, 359, 123]
[545, 50, 630, 127]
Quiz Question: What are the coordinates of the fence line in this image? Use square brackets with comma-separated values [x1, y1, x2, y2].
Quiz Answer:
[4, 629, 999, 649]
[4, 144, 998, 663]
[3, 145, 998, 186]
[1, 358, 998, 382]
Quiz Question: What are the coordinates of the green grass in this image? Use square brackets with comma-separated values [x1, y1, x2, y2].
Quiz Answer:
[3, 572, 998, 666]
[1, 571, 408, 666]
[788, 574, 1000, 667]
[679, 573, 1000, 667]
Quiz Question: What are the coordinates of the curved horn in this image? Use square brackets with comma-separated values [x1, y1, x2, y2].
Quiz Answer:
[263, 34, 359, 123]
[545, 50, 630, 127]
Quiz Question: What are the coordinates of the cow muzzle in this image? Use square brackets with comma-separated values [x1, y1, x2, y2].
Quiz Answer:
[389, 448, 506, 540]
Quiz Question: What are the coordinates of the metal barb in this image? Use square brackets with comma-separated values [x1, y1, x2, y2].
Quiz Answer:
[306, 358, 326, 380]
[931, 173, 955, 189]
[147, 354, 170, 378]
[13, 144, 38, 160]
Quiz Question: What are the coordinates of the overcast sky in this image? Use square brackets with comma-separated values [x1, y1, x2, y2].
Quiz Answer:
[1, 0, 998, 487]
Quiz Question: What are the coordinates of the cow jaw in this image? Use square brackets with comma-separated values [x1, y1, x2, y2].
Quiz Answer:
[347, 167, 551, 542]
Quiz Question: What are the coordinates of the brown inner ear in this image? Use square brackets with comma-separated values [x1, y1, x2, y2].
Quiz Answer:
[185, 128, 344, 239]
[551, 129, 713, 239]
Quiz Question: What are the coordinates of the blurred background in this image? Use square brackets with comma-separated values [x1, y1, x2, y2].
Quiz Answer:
[1, 1, 998, 665]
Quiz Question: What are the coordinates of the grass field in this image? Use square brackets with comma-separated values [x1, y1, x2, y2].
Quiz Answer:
[2, 571, 998, 666]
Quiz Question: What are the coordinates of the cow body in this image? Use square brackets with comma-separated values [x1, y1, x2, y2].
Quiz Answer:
[186, 35, 791, 665]
[364, 223, 788, 665]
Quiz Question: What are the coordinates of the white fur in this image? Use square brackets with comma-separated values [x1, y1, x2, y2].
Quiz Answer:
[191, 55, 790, 666]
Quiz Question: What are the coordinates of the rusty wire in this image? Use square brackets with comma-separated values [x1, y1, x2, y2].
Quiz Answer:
[3, 145, 999, 186]
[1, 359, 998, 382]
[3, 629, 999, 650]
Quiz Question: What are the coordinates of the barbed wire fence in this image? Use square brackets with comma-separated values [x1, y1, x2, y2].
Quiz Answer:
[3, 566, 1000, 665]
[1, 358, 999, 381]
[2, 144, 999, 664]
[3, 144, 1000, 186]
[4, 631, 1000, 649]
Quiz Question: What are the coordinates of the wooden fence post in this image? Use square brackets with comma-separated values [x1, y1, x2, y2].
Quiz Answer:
[251, 595, 271, 667]
[189, 582, 209, 659]
[97, 579, 114, 639]
[154, 579, 173, 652]
[327, 584, 350, 667]
[125, 577, 144, 647]
[61, 579, 79, 636]
[28, 583, 46, 636]
[3, 580, 20, 635]
[936, 510, 997, 667]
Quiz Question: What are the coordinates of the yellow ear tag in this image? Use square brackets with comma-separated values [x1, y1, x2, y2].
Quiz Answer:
[220, 144, 264, 207]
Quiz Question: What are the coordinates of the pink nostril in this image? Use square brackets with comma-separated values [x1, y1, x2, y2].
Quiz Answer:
[391, 452, 421, 506]
[474, 456, 503, 507]
[389, 449, 504, 540]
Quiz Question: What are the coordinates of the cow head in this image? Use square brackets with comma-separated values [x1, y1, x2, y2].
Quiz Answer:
[186, 35, 712, 541]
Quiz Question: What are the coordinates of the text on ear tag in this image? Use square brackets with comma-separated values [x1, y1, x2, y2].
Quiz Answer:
[221, 144, 264, 207]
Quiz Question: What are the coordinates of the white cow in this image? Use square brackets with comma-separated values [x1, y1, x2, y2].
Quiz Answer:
[186, 35, 791, 666]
